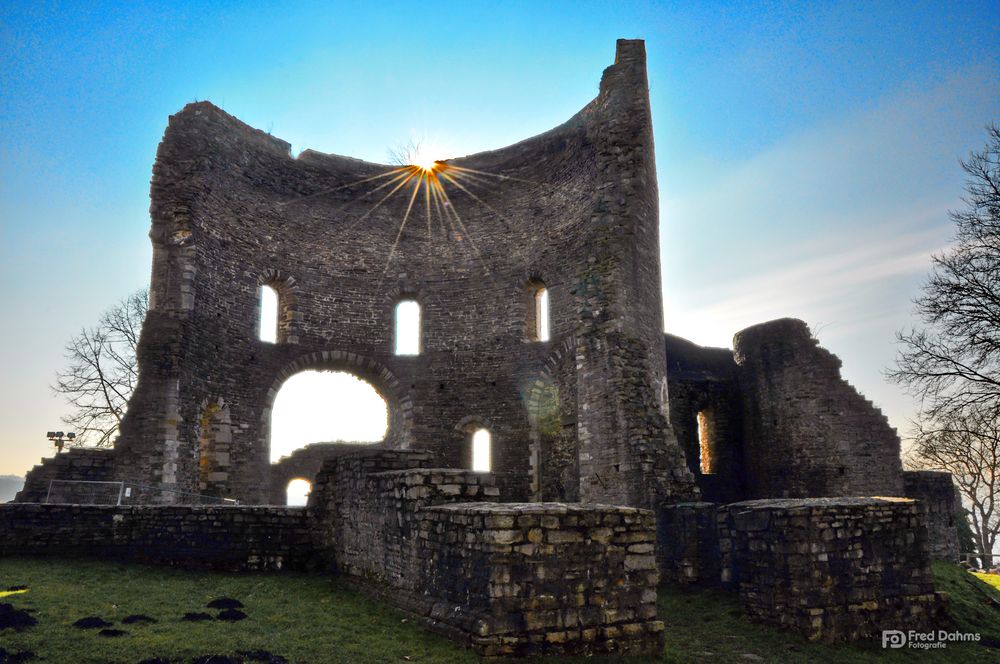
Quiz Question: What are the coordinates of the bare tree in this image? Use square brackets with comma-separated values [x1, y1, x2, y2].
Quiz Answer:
[891, 124, 1000, 561]
[53, 288, 148, 447]
[890, 124, 1000, 420]
[906, 408, 1000, 563]
[387, 138, 423, 166]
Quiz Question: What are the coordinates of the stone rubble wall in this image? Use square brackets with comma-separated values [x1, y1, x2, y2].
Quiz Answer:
[417, 503, 664, 656]
[718, 498, 945, 642]
[903, 471, 961, 561]
[312, 450, 499, 588]
[308, 448, 663, 656]
[0, 503, 312, 570]
[268, 441, 384, 505]
[14, 449, 115, 503]
[655, 502, 721, 586]
[733, 319, 905, 499]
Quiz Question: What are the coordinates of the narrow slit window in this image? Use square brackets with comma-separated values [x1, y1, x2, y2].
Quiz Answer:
[535, 288, 550, 341]
[395, 300, 420, 355]
[472, 428, 491, 472]
[260, 285, 278, 343]
[697, 411, 713, 474]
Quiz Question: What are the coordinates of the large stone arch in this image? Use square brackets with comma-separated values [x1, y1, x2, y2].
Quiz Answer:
[261, 350, 414, 458]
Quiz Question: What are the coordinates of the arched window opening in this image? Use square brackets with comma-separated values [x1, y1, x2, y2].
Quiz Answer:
[472, 428, 491, 472]
[259, 285, 279, 343]
[536, 288, 550, 341]
[395, 300, 421, 355]
[270, 370, 388, 462]
[697, 410, 714, 475]
[524, 280, 550, 342]
[286, 478, 311, 507]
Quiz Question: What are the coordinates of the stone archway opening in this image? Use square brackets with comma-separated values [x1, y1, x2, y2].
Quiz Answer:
[270, 370, 388, 463]
[286, 478, 311, 506]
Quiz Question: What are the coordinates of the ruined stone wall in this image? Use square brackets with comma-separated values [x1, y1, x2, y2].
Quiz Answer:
[43, 38, 697, 510]
[309, 450, 498, 587]
[719, 498, 944, 642]
[307, 448, 662, 656]
[268, 441, 383, 504]
[664, 334, 745, 502]
[904, 470, 961, 561]
[14, 449, 115, 503]
[417, 503, 663, 656]
[732, 319, 904, 498]
[0, 503, 312, 570]
[655, 502, 721, 586]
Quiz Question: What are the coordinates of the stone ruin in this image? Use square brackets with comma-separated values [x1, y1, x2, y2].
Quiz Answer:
[4, 39, 964, 654]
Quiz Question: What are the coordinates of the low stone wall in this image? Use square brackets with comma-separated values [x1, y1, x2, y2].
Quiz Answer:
[904, 470, 961, 561]
[309, 449, 662, 656]
[655, 502, 720, 585]
[719, 497, 945, 642]
[0, 503, 312, 570]
[418, 502, 663, 657]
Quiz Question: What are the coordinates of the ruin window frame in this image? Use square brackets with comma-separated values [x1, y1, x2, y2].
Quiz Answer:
[285, 477, 312, 507]
[258, 284, 280, 343]
[394, 299, 422, 356]
[524, 279, 550, 342]
[471, 427, 492, 473]
[697, 409, 714, 475]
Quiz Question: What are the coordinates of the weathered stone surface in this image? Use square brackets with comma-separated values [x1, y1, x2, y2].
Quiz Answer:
[717, 498, 946, 642]
[903, 471, 961, 561]
[17, 38, 695, 510]
[0, 503, 312, 571]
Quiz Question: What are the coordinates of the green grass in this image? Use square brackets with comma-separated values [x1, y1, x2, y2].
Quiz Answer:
[2, 557, 1000, 663]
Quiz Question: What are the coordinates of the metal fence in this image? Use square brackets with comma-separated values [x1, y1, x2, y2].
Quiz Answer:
[44, 480, 239, 506]
[961, 553, 1000, 570]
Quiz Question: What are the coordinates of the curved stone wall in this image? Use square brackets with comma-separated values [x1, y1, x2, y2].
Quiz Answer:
[97, 39, 696, 505]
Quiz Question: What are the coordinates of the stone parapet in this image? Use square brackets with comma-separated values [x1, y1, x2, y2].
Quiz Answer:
[718, 497, 946, 642]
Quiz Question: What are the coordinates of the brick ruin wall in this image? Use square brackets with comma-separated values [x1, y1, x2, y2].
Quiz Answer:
[6, 39, 688, 510]
[418, 503, 663, 656]
[268, 441, 383, 504]
[733, 319, 905, 498]
[656, 498, 945, 642]
[903, 470, 961, 561]
[720, 498, 945, 642]
[0, 503, 312, 571]
[664, 334, 745, 502]
[308, 449, 663, 656]
[15, 448, 115, 503]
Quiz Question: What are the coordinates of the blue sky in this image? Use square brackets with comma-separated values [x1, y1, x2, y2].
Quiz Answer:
[1, 1, 997, 476]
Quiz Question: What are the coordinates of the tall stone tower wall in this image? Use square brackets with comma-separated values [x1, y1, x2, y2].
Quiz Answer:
[91, 39, 696, 506]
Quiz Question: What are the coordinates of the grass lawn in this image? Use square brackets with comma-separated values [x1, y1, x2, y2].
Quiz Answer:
[2, 557, 1000, 663]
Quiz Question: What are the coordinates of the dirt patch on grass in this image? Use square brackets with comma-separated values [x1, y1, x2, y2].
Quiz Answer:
[0, 603, 37, 632]
[181, 612, 213, 622]
[217, 609, 247, 622]
[98, 628, 127, 638]
[206, 598, 243, 610]
[0, 646, 35, 663]
[122, 614, 157, 624]
[72, 616, 112, 629]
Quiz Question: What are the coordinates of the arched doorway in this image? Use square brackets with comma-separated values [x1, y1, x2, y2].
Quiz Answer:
[286, 477, 311, 506]
[269, 370, 388, 463]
